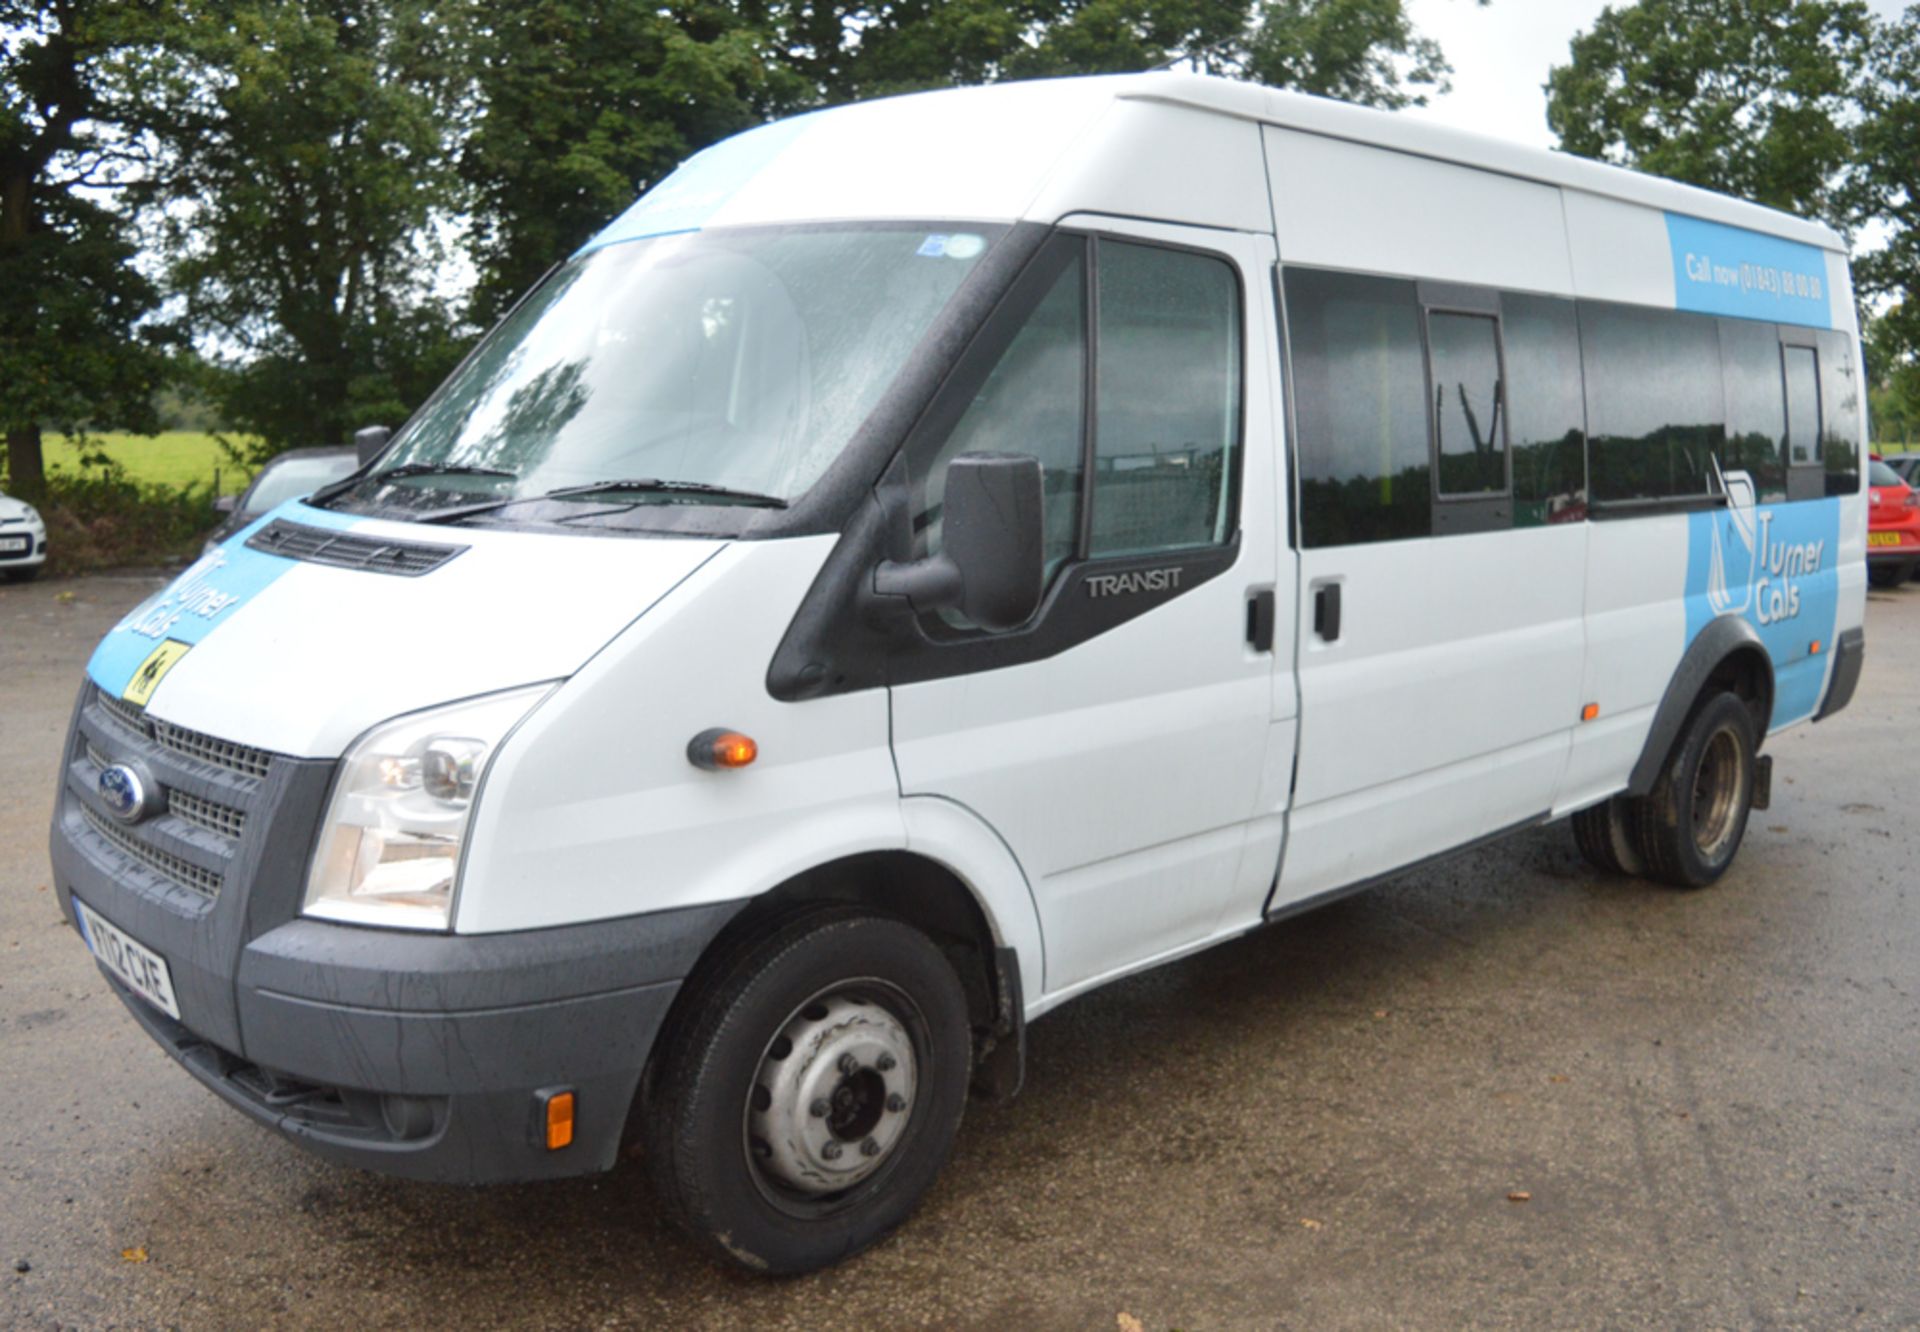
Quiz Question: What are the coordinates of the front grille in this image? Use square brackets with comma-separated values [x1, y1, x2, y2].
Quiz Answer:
[98, 691, 148, 735]
[245, 518, 466, 577]
[169, 789, 247, 840]
[150, 717, 273, 780]
[82, 806, 223, 900]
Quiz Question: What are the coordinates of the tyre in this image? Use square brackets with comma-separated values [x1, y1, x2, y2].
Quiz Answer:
[1630, 691, 1757, 888]
[642, 907, 972, 1275]
[1570, 796, 1645, 876]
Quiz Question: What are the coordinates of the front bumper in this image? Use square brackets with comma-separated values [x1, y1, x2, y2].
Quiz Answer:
[50, 681, 743, 1184]
[0, 522, 46, 568]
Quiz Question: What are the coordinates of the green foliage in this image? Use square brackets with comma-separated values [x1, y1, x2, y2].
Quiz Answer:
[458, 1, 791, 326]
[1245, 0, 1470, 109]
[1545, 0, 1873, 223]
[1855, 9, 1920, 439]
[3, 452, 219, 574]
[0, 0, 178, 499]
[153, 0, 468, 455]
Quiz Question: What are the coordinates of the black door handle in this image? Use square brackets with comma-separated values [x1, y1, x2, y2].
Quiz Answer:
[1246, 590, 1275, 653]
[1313, 583, 1342, 642]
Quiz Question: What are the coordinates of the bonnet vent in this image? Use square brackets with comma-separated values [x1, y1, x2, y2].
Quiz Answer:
[245, 520, 467, 577]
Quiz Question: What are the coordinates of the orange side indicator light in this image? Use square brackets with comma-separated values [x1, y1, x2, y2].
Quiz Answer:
[1810, 640, 1823, 655]
[545, 1090, 575, 1151]
[688, 728, 758, 770]
[1581, 703, 1600, 722]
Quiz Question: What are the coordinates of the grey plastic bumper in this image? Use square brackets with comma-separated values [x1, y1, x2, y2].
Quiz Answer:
[56, 791, 742, 1183]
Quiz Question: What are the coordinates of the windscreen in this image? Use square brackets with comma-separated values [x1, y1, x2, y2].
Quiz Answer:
[1868, 459, 1901, 488]
[346, 225, 1000, 518]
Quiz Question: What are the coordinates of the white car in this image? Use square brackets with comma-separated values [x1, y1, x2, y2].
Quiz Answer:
[0, 489, 47, 580]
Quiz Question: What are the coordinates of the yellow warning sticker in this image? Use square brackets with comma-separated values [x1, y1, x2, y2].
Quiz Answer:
[122, 640, 191, 707]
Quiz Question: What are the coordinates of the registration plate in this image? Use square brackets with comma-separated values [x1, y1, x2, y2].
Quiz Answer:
[73, 898, 181, 1019]
[0, 535, 26, 554]
[1868, 531, 1901, 547]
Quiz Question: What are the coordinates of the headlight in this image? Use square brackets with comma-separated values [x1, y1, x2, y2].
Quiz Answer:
[304, 684, 553, 930]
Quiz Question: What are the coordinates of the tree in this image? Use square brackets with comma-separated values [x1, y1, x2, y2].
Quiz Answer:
[0, 0, 173, 500]
[1244, 0, 1482, 109]
[458, 1, 791, 327]
[1545, 0, 1873, 224]
[1854, 7, 1920, 435]
[153, 0, 469, 455]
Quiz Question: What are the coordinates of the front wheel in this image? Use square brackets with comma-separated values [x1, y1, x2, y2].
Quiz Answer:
[1631, 691, 1758, 888]
[642, 908, 972, 1275]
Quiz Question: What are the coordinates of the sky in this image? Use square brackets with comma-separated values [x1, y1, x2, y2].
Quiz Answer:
[1400, 0, 1913, 150]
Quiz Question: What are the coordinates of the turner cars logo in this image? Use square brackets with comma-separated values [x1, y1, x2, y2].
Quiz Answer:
[116, 549, 242, 641]
[1706, 506, 1824, 625]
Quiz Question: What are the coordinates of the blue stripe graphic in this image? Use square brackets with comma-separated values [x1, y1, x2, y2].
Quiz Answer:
[1684, 498, 1840, 726]
[87, 500, 361, 699]
[1666, 213, 1833, 329]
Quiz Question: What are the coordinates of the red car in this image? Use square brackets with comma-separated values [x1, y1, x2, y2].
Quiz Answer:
[1869, 457, 1920, 587]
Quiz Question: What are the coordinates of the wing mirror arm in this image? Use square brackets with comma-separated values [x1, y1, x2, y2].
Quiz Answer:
[870, 452, 1045, 634]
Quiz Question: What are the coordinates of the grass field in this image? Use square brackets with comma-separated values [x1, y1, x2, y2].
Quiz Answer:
[39, 432, 258, 493]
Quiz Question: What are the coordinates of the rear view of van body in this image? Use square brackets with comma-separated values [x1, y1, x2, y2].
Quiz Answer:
[50, 74, 1867, 1273]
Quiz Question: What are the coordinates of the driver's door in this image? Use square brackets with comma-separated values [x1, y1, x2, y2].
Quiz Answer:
[887, 218, 1290, 998]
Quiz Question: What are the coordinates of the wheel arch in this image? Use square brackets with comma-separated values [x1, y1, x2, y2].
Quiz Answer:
[1626, 615, 1774, 798]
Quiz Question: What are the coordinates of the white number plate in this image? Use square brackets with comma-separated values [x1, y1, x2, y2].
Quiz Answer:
[0, 536, 26, 554]
[74, 899, 181, 1019]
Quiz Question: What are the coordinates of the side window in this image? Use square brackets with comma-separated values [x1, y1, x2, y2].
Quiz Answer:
[1719, 319, 1788, 502]
[1426, 311, 1508, 498]
[1091, 240, 1241, 556]
[917, 248, 1086, 579]
[1501, 293, 1587, 525]
[1285, 269, 1431, 547]
[1782, 345, 1820, 467]
[1581, 303, 1726, 504]
[1815, 330, 1863, 496]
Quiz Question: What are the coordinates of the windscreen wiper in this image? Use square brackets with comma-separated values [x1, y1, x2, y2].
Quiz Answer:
[370, 461, 518, 484]
[411, 476, 789, 525]
[541, 478, 789, 508]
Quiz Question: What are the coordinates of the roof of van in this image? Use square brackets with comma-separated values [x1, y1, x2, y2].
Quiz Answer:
[587, 72, 1844, 256]
[1114, 72, 1843, 251]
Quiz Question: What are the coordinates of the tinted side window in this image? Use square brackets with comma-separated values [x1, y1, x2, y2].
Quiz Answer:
[1782, 345, 1820, 467]
[1719, 319, 1788, 502]
[917, 248, 1086, 578]
[1816, 330, 1863, 495]
[1581, 303, 1726, 503]
[1427, 311, 1507, 497]
[1091, 241, 1240, 556]
[1501, 293, 1587, 525]
[1285, 269, 1431, 547]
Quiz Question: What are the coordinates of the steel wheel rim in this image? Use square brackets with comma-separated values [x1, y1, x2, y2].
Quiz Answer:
[1691, 727, 1744, 861]
[743, 979, 924, 1217]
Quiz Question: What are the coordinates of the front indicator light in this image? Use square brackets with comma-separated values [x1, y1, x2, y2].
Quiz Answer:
[537, 1088, 575, 1150]
[688, 727, 758, 770]
[304, 685, 554, 931]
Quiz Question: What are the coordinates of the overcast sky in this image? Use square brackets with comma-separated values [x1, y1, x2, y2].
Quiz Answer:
[1401, 0, 1913, 149]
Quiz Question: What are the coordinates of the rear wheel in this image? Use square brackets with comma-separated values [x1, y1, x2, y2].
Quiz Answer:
[642, 907, 972, 1275]
[1570, 796, 1645, 876]
[1869, 563, 1902, 589]
[1631, 691, 1757, 888]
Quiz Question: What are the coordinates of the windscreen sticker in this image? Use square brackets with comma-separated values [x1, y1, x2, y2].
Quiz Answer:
[1666, 213, 1833, 329]
[1684, 497, 1840, 725]
[579, 113, 820, 254]
[86, 500, 362, 702]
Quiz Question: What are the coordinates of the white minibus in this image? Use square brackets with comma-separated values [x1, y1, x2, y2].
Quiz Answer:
[52, 73, 1867, 1273]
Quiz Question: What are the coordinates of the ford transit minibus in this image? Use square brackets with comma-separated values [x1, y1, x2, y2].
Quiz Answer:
[51, 72, 1867, 1273]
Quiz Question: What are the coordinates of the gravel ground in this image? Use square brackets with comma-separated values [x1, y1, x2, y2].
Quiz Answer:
[2, 570, 1917, 1329]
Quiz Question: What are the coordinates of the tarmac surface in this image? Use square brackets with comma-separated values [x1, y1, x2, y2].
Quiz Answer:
[1, 569, 1916, 1329]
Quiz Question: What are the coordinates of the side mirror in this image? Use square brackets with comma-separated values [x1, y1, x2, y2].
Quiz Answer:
[875, 452, 1045, 632]
[355, 424, 394, 467]
[212, 494, 238, 515]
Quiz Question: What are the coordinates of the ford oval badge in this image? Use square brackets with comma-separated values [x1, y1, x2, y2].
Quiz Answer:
[99, 764, 148, 823]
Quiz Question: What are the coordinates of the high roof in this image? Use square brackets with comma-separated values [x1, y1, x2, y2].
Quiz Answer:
[1113, 72, 1842, 251]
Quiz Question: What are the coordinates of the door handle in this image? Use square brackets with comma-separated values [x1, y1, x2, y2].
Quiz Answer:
[1246, 589, 1275, 653]
[1313, 583, 1342, 642]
